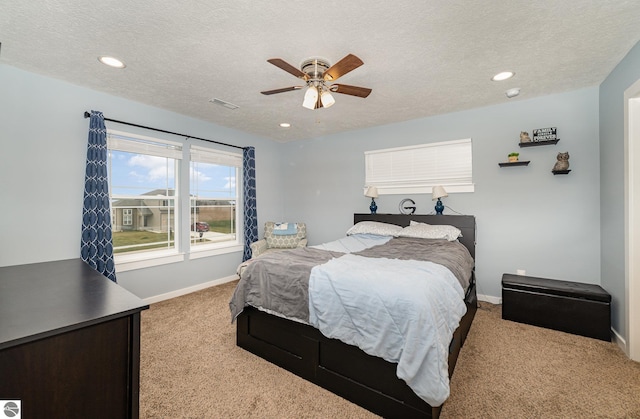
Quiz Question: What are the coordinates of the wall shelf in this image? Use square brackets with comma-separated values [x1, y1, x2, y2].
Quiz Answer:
[552, 169, 571, 175]
[519, 139, 560, 147]
[499, 161, 530, 167]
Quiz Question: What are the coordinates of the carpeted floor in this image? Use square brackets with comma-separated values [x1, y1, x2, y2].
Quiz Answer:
[140, 281, 640, 418]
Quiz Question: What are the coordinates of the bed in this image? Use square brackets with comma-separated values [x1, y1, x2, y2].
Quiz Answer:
[231, 214, 477, 418]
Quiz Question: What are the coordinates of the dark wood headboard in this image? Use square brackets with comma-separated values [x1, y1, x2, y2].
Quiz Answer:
[353, 213, 476, 259]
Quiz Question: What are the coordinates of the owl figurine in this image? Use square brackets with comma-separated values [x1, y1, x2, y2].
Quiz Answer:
[520, 131, 532, 143]
[553, 152, 570, 171]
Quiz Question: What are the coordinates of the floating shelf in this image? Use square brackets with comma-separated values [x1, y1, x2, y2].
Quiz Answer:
[519, 139, 560, 147]
[552, 169, 571, 175]
[499, 161, 530, 167]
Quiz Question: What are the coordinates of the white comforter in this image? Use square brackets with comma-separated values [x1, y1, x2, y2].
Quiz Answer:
[308, 253, 467, 407]
[310, 233, 391, 253]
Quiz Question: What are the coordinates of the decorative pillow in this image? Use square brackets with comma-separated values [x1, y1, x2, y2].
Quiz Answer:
[397, 221, 462, 241]
[265, 222, 307, 248]
[346, 221, 403, 237]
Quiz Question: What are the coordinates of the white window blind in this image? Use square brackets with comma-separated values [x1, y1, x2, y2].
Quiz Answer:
[365, 138, 474, 194]
[190, 145, 242, 167]
[107, 130, 183, 159]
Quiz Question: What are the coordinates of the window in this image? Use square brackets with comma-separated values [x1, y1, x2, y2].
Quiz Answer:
[122, 208, 133, 226]
[364, 138, 474, 194]
[106, 130, 244, 270]
[107, 130, 182, 264]
[189, 146, 242, 252]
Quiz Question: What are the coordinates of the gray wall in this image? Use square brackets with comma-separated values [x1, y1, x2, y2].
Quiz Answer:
[0, 64, 283, 299]
[599, 41, 640, 335]
[281, 87, 602, 302]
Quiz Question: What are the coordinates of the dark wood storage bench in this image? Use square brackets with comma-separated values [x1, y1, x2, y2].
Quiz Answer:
[502, 273, 611, 341]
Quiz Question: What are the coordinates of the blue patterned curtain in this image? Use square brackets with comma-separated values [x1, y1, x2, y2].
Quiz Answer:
[81, 111, 117, 282]
[242, 147, 258, 261]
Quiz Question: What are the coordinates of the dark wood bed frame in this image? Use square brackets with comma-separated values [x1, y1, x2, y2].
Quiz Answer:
[236, 214, 477, 418]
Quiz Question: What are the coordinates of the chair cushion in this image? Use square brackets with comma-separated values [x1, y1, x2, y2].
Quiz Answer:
[265, 222, 306, 249]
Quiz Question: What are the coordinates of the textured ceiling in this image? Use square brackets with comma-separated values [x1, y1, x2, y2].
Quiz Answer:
[2, 1, 640, 142]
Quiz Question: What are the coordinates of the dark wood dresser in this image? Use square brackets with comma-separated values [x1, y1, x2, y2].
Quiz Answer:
[0, 259, 149, 418]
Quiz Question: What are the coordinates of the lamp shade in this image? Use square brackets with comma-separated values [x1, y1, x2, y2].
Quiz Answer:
[320, 91, 335, 108]
[302, 86, 319, 109]
[432, 185, 448, 200]
[365, 186, 379, 198]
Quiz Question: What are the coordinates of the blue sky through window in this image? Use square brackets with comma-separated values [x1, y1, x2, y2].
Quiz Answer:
[109, 150, 236, 199]
[191, 161, 236, 200]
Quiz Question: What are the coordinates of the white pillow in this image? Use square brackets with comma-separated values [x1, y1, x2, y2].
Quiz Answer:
[397, 221, 462, 241]
[346, 221, 403, 237]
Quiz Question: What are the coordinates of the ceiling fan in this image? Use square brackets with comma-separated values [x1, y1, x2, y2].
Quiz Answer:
[261, 54, 372, 110]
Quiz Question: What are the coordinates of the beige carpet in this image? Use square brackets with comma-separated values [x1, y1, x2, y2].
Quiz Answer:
[140, 281, 640, 418]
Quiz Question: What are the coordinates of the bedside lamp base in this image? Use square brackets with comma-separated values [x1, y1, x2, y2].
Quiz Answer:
[370, 198, 377, 214]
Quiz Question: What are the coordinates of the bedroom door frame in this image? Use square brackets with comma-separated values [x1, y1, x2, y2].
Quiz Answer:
[624, 79, 640, 362]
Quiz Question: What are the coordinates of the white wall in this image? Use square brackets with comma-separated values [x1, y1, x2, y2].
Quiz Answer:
[0, 64, 283, 299]
[280, 88, 602, 300]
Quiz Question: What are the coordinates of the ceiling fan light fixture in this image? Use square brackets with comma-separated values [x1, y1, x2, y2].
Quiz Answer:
[320, 90, 335, 108]
[263, 54, 371, 109]
[302, 86, 318, 109]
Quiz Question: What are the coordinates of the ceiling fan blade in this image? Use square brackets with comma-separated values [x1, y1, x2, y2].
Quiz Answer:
[261, 86, 302, 95]
[331, 84, 372, 98]
[323, 54, 364, 81]
[267, 58, 309, 80]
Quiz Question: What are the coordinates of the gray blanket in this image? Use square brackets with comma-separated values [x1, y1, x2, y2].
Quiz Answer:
[229, 247, 344, 322]
[354, 237, 474, 289]
[229, 238, 474, 323]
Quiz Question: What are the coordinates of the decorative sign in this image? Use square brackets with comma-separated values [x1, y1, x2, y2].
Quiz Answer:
[398, 198, 416, 214]
[532, 127, 557, 142]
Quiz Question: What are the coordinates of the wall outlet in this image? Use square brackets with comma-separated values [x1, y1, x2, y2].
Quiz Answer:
[516, 269, 526, 276]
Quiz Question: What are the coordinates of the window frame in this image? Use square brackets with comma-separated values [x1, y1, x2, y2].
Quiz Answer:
[105, 130, 245, 272]
[188, 145, 243, 258]
[107, 129, 184, 272]
[122, 208, 133, 226]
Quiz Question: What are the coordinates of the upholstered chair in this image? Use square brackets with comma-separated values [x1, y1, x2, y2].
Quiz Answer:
[250, 222, 307, 258]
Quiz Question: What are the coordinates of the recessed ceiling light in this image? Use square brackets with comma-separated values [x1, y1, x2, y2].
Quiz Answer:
[279, 123, 291, 128]
[98, 56, 126, 68]
[491, 71, 514, 81]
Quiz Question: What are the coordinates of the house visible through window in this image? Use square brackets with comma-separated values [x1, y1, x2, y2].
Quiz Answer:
[365, 138, 474, 195]
[106, 130, 243, 269]
[189, 146, 241, 250]
[108, 130, 181, 259]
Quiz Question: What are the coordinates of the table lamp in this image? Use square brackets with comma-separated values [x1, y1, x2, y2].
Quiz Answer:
[365, 186, 378, 214]
[432, 185, 448, 215]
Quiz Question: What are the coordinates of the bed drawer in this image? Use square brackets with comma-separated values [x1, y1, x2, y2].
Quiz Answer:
[317, 338, 428, 412]
[236, 308, 317, 378]
[501, 274, 611, 341]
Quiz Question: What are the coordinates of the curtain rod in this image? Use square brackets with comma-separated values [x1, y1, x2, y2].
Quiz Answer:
[83, 111, 246, 150]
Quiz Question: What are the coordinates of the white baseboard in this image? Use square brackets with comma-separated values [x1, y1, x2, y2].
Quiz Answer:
[143, 275, 239, 305]
[611, 327, 627, 354]
[478, 293, 501, 304]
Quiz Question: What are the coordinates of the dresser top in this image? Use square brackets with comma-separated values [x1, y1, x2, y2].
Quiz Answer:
[0, 259, 149, 349]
